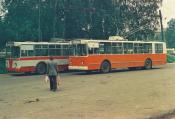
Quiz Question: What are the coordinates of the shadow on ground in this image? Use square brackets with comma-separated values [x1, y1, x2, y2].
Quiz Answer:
[10, 73, 40, 77]
[9, 70, 80, 77]
[73, 67, 161, 75]
[8, 67, 162, 77]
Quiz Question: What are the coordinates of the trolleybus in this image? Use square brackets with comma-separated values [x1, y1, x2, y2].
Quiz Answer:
[69, 39, 166, 73]
[6, 41, 70, 74]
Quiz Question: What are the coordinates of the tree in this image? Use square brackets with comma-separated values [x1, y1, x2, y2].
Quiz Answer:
[117, 0, 162, 40]
[1, 0, 39, 42]
[0, 0, 163, 48]
[165, 18, 175, 48]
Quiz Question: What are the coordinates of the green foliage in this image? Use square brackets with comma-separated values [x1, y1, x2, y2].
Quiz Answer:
[0, 58, 7, 74]
[0, 0, 162, 48]
[165, 18, 175, 48]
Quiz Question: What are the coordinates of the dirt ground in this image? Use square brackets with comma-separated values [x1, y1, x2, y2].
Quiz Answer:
[1, 64, 175, 119]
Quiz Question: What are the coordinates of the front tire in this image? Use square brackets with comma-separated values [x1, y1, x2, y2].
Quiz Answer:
[144, 59, 152, 70]
[100, 61, 111, 73]
[36, 62, 47, 74]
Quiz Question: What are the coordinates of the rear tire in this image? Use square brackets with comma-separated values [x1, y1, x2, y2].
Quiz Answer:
[36, 62, 47, 74]
[100, 61, 111, 73]
[144, 59, 152, 70]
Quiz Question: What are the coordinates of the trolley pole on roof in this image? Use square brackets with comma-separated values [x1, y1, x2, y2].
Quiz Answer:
[159, 10, 165, 42]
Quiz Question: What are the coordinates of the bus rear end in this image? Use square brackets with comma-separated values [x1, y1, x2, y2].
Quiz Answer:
[6, 43, 22, 72]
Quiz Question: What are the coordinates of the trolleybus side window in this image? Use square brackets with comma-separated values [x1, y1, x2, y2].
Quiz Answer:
[21, 49, 34, 57]
[88, 42, 100, 55]
[76, 44, 87, 56]
[35, 45, 41, 48]
[124, 43, 134, 54]
[155, 43, 163, 53]
[134, 43, 144, 54]
[112, 43, 123, 54]
[42, 45, 48, 49]
[88, 48, 99, 54]
[35, 45, 48, 56]
[105, 43, 112, 54]
[21, 50, 28, 57]
[49, 45, 56, 56]
[11, 46, 20, 58]
[143, 43, 152, 53]
[49, 45, 57, 56]
[28, 50, 34, 56]
[48, 44, 69, 56]
[20, 45, 35, 57]
[62, 45, 69, 56]
[134, 43, 152, 54]
[99, 42, 112, 54]
[69, 45, 76, 56]
[55, 45, 61, 56]
[69, 44, 87, 56]
[99, 43, 105, 54]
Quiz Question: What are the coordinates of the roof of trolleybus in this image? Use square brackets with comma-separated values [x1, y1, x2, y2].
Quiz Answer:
[71, 39, 165, 44]
[6, 41, 70, 47]
[6, 41, 70, 58]
[69, 39, 167, 56]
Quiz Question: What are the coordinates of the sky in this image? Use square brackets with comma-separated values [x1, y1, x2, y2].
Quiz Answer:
[161, 0, 175, 27]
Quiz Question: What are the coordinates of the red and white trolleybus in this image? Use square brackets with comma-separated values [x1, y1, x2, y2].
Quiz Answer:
[69, 38, 166, 73]
[6, 41, 70, 74]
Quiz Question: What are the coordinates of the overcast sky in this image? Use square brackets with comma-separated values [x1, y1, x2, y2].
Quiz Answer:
[161, 0, 175, 27]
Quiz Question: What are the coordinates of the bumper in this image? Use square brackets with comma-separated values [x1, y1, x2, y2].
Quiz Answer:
[7, 68, 18, 72]
[68, 66, 88, 70]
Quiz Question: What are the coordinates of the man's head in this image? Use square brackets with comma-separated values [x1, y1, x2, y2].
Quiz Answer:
[49, 56, 54, 61]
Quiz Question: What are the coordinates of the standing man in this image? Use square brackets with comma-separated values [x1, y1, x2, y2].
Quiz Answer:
[46, 57, 59, 92]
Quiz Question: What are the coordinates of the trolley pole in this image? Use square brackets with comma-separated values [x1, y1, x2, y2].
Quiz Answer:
[159, 10, 165, 42]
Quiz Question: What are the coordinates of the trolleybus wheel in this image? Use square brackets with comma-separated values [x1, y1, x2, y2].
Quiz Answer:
[36, 62, 47, 74]
[144, 59, 152, 70]
[100, 61, 111, 73]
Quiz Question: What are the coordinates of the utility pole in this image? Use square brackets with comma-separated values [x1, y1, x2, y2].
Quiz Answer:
[53, 0, 58, 38]
[38, 0, 42, 41]
[159, 10, 165, 42]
